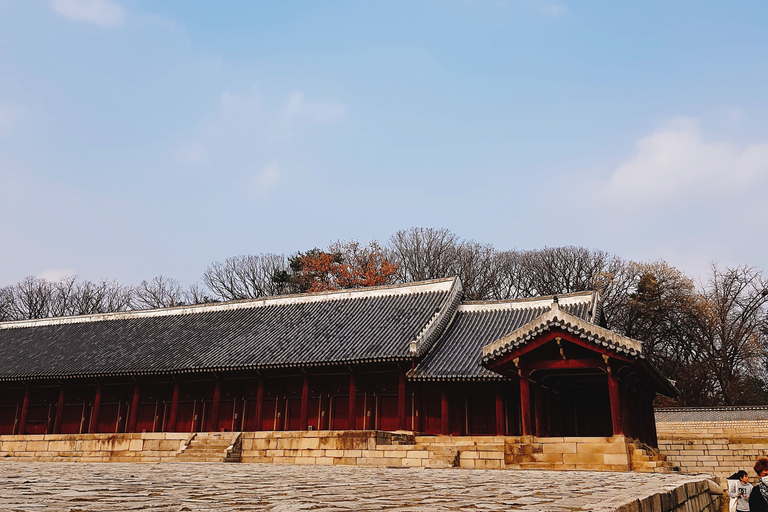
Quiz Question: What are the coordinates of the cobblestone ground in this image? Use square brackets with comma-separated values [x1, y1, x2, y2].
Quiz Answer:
[0, 462, 712, 512]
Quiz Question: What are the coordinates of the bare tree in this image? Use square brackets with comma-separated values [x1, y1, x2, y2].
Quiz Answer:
[184, 283, 219, 305]
[72, 278, 133, 315]
[454, 241, 498, 300]
[8, 276, 54, 319]
[388, 228, 461, 283]
[0, 286, 14, 321]
[691, 264, 768, 405]
[488, 250, 536, 300]
[134, 275, 186, 309]
[522, 246, 618, 296]
[203, 253, 290, 301]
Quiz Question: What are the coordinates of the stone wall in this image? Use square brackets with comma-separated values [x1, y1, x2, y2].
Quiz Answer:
[0, 431, 661, 471]
[608, 480, 722, 512]
[656, 420, 768, 483]
[239, 432, 643, 470]
[0, 433, 189, 462]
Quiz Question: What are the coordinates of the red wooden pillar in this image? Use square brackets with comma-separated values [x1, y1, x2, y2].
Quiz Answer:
[533, 384, 546, 436]
[621, 383, 631, 437]
[275, 385, 284, 431]
[53, 384, 66, 434]
[440, 386, 449, 435]
[89, 383, 102, 433]
[646, 396, 658, 447]
[210, 379, 222, 431]
[300, 374, 309, 429]
[606, 367, 624, 436]
[167, 382, 180, 433]
[415, 384, 423, 433]
[18, 386, 30, 435]
[348, 372, 357, 430]
[495, 384, 505, 436]
[128, 382, 140, 433]
[519, 367, 532, 436]
[254, 378, 264, 431]
[318, 382, 327, 431]
[398, 372, 406, 431]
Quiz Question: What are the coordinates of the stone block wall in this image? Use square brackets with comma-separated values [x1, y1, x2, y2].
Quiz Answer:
[503, 435, 633, 471]
[608, 480, 722, 512]
[0, 433, 189, 462]
[657, 420, 768, 484]
[237, 432, 641, 471]
[0, 430, 673, 473]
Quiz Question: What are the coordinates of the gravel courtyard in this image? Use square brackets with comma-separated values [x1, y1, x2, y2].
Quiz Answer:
[0, 462, 715, 511]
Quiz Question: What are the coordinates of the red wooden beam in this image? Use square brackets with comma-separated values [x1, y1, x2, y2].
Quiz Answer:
[167, 382, 180, 433]
[254, 378, 264, 431]
[18, 386, 30, 435]
[300, 374, 309, 429]
[348, 372, 356, 430]
[128, 382, 140, 433]
[53, 384, 66, 434]
[527, 358, 606, 371]
[495, 385, 505, 436]
[89, 382, 102, 434]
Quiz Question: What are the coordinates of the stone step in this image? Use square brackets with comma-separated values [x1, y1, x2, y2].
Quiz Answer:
[180, 448, 229, 455]
[186, 443, 232, 449]
[175, 432, 241, 463]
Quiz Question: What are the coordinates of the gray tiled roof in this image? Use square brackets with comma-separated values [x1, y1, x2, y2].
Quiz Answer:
[655, 407, 768, 422]
[411, 293, 596, 381]
[0, 279, 459, 381]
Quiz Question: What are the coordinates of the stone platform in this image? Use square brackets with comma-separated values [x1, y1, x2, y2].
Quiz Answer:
[0, 430, 672, 472]
[0, 461, 721, 512]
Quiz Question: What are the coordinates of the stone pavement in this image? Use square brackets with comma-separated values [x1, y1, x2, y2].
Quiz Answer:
[0, 462, 715, 511]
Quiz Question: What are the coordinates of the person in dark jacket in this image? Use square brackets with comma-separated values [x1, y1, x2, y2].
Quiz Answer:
[749, 458, 768, 512]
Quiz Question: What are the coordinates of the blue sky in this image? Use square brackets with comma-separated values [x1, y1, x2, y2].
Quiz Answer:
[1, 0, 767, 288]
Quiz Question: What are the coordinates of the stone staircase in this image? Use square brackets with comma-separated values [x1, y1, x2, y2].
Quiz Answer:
[176, 432, 242, 463]
[629, 441, 679, 473]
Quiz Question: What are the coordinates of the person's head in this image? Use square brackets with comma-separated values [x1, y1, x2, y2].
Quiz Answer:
[730, 470, 748, 481]
[754, 459, 768, 478]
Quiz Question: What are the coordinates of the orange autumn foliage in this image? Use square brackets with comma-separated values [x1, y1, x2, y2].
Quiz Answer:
[295, 242, 399, 293]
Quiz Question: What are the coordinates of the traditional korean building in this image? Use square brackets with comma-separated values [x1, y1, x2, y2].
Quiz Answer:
[0, 277, 674, 447]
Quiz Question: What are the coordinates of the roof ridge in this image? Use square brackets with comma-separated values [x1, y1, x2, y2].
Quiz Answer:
[0, 277, 458, 330]
[458, 293, 593, 313]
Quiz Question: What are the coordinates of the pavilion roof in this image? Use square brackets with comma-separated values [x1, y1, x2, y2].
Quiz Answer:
[410, 292, 599, 382]
[481, 298, 643, 364]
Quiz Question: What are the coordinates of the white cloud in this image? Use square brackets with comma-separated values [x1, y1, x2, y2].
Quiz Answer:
[604, 118, 768, 204]
[38, 268, 77, 281]
[542, 3, 567, 16]
[50, 0, 124, 27]
[285, 90, 347, 124]
[249, 163, 280, 198]
[173, 86, 346, 172]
